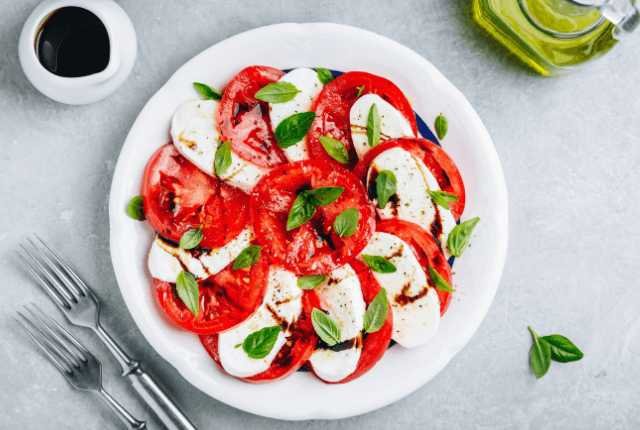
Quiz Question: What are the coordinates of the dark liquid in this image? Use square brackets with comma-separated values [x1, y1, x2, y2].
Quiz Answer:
[36, 7, 110, 77]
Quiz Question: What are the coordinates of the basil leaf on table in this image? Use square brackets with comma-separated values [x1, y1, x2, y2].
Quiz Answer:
[427, 190, 458, 210]
[255, 81, 300, 103]
[333, 208, 359, 238]
[367, 103, 381, 147]
[542, 334, 584, 363]
[232, 245, 261, 270]
[361, 255, 396, 273]
[297, 275, 326, 290]
[311, 308, 341, 346]
[316, 68, 334, 84]
[434, 113, 448, 140]
[319, 135, 349, 164]
[175, 271, 199, 317]
[179, 228, 203, 250]
[447, 217, 480, 257]
[275, 112, 316, 148]
[214, 141, 232, 176]
[193, 82, 221, 100]
[528, 326, 551, 379]
[125, 195, 145, 221]
[363, 289, 389, 334]
[243, 326, 281, 359]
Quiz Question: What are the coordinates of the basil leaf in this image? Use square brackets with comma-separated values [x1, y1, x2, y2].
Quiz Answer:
[175, 271, 199, 317]
[333, 208, 359, 238]
[179, 228, 203, 250]
[255, 81, 300, 103]
[305, 186, 344, 206]
[297, 275, 326, 290]
[232, 245, 261, 270]
[355, 85, 365, 98]
[434, 113, 448, 140]
[316, 68, 334, 84]
[126, 195, 145, 221]
[242, 326, 281, 359]
[286, 193, 317, 231]
[528, 326, 551, 379]
[319, 135, 349, 164]
[363, 288, 389, 334]
[428, 267, 454, 292]
[311, 308, 341, 346]
[275, 112, 316, 148]
[427, 190, 458, 210]
[214, 141, 232, 176]
[542, 335, 584, 363]
[367, 103, 381, 147]
[447, 217, 480, 257]
[193, 82, 221, 100]
[375, 170, 397, 209]
[361, 255, 396, 273]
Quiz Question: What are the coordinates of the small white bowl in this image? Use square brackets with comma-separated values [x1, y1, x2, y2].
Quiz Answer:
[18, 0, 137, 105]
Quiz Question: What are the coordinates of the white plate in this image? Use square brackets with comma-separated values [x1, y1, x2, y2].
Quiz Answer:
[109, 23, 508, 421]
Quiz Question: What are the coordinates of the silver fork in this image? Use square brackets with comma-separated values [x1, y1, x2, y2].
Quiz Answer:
[19, 236, 196, 430]
[16, 304, 146, 429]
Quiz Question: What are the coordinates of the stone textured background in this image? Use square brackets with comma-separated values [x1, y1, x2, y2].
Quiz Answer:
[1, 1, 639, 428]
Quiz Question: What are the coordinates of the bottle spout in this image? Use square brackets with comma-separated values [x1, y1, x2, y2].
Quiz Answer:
[572, 0, 640, 35]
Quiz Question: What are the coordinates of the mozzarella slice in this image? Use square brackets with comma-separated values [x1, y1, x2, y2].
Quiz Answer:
[367, 146, 457, 252]
[308, 265, 365, 382]
[147, 229, 252, 282]
[350, 94, 414, 159]
[268, 68, 322, 162]
[171, 99, 265, 192]
[360, 232, 440, 348]
[218, 268, 302, 378]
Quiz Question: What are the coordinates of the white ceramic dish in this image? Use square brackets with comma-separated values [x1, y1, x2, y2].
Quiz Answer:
[109, 23, 508, 421]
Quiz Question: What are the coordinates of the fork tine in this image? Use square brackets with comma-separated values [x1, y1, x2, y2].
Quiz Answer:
[16, 311, 74, 373]
[18, 249, 70, 310]
[21, 242, 77, 304]
[34, 234, 91, 296]
[28, 237, 84, 299]
[24, 304, 86, 367]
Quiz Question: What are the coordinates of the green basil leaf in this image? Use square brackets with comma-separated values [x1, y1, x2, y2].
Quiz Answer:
[232, 245, 261, 270]
[375, 170, 397, 209]
[311, 308, 341, 346]
[367, 103, 381, 147]
[333, 208, 359, 238]
[179, 228, 203, 250]
[286, 193, 317, 231]
[305, 186, 344, 206]
[275, 112, 316, 148]
[297, 275, 326, 290]
[427, 190, 459, 210]
[214, 141, 232, 176]
[355, 85, 365, 98]
[528, 326, 551, 379]
[193, 82, 222, 100]
[542, 335, 584, 363]
[255, 81, 300, 103]
[428, 267, 455, 292]
[447, 217, 480, 257]
[242, 326, 281, 359]
[363, 288, 389, 334]
[125, 195, 145, 221]
[316, 68, 334, 84]
[435, 113, 448, 140]
[175, 271, 199, 317]
[319, 135, 349, 164]
[361, 255, 397, 273]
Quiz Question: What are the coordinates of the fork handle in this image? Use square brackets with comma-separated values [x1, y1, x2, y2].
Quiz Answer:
[128, 365, 197, 430]
[98, 388, 147, 430]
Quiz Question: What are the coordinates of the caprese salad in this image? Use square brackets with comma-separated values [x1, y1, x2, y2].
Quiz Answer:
[127, 65, 480, 384]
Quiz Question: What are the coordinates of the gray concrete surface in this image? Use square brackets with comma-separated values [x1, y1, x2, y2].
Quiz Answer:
[1, 0, 639, 428]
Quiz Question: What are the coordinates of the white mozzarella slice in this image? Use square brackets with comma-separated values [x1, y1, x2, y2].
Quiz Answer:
[147, 229, 252, 282]
[360, 232, 441, 348]
[268, 68, 322, 162]
[308, 265, 365, 382]
[170, 99, 265, 192]
[218, 268, 302, 378]
[349, 94, 414, 159]
[367, 147, 457, 250]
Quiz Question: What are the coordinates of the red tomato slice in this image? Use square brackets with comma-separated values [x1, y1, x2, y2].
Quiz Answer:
[251, 160, 376, 275]
[308, 71, 417, 169]
[199, 290, 320, 383]
[310, 262, 393, 384]
[217, 65, 287, 168]
[142, 144, 250, 248]
[353, 137, 466, 219]
[377, 219, 453, 315]
[152, 255, 269, 334]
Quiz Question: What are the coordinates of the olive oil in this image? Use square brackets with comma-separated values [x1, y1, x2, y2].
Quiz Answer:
[472, 0, 618, 76]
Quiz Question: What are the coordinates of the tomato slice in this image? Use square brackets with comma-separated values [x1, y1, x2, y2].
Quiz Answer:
[217, 65, 287, 168]
[142, 144, 250, 248]
[251, 160, 375, 275]
[152, 254, 269, 334]
[199, 290, 320, 382]
[377, 219, 453, 315]
[353, 137, 466, 219]
[308, 71, 417, 169]
[310, 263, 393, 384]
